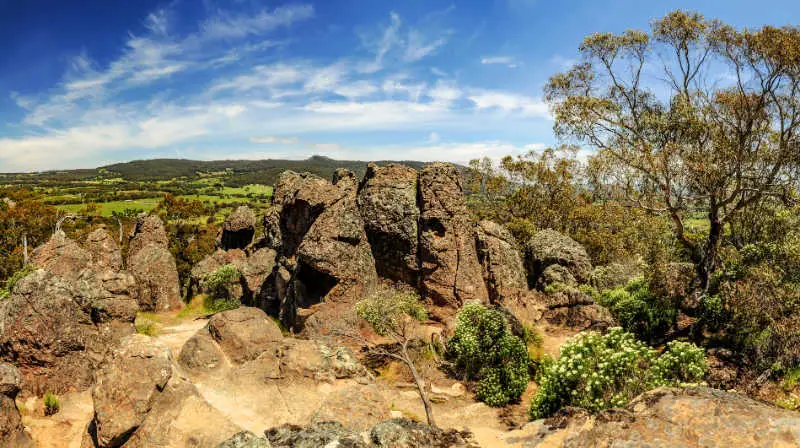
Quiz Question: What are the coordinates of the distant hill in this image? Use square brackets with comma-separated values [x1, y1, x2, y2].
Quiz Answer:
[0, 156, 447, 187]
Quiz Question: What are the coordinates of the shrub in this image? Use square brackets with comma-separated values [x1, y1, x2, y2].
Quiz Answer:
[0, 263, 37, 300]
[529, 328, 706, 420]
[446, 303, 530, 407]
[597, 278, 676, 343]
[44, 392, 60, 416]
[355, 288, 427, 337]
[202, 264, 242, 312]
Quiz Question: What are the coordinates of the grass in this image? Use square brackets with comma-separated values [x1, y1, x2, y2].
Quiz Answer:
[44, 392, 60, 416]
[135, 312, 161, 336]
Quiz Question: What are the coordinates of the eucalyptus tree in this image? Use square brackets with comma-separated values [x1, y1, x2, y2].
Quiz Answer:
[545, 10, 800, 291]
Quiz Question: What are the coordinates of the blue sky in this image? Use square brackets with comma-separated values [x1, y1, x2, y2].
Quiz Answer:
[1, 0, 799, 172]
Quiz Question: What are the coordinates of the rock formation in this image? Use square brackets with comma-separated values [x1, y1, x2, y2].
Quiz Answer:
[0, 269, 135, 393]
[357, 163, 420, 284]
[417, 163, 488, 308]
[85, 227, 124, 272]
[126, 215, 182, 311]
[31, 230, 93, 282]
[90, 335, 173, 447]
[475, 220, 528, 302]
[220, 205, 257, 250]
[524, 229, 593, 288]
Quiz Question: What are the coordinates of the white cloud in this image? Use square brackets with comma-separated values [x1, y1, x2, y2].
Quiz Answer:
[201, 4, 314, 40]
[481, 56, 520, 68]
[469, 90, 550, 118]
[404, 30, 447, 62]
[334, 81, 379, 98]
[427, 80, 461, 106]
[427, 132, 440, 143]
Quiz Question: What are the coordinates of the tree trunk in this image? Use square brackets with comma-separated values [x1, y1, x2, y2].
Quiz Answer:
[22, 233, 28, 267]
[697, 205, 723, 293]
[402, 347, 437, 428]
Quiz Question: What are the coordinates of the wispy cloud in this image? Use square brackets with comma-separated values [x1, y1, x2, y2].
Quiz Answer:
[481, 56, 520, 68]
[469, 90, 550, 118]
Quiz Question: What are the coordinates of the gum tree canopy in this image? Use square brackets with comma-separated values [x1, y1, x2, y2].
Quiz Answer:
[545, 10, 800, 291]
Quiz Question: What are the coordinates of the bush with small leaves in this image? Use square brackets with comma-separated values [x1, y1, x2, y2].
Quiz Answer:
[355, 288, 427, 337]
[202, 264, 242, 312]
[0, 263, 37, 300]
[446, 303, 530, 407]
[597, 278, 676, 343]
[529, 328, 706, 420]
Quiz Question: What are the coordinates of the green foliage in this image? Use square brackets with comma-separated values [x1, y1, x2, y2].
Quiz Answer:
[597, 278, 676, 343]
[200, 264, 242, 313]
[44, 392, 60, 416]
[529, 328, 706, 419]
[446, 303, 530, 407]
[355, 288, 427, 336]
[0, 263, 37, 300]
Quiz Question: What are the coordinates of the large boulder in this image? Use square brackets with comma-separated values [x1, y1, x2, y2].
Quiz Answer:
[311, 384, 389, 431]
[417, 163, 488, 308]
[85, 227, 123, 272]
[127, 245, 182, 312]
[0, 269, 134, 394]
[31, 230, 93, 281]
[90, 335, 173, 447]
[525, 229, 592, 288]
[475, 221, 528, 302]
[265, 422, 366, 448]
[239, 247, 278, 308]
[514, 387, 800, 447]
[206, 307, 284, 365]
[370, 418, 475, 447]
[220, 206, 257, 250]
[0, 363, 32, 448]
[357, 163, 420, 284]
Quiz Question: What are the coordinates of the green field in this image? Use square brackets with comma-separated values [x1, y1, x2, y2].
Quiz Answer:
[57, 198, 162, 216]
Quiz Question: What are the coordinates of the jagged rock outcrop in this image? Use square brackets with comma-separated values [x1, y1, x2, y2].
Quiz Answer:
[418, 163, 488, 308]
[240, 247, 278, 308]
[265, 422, 366, 448]
[85, 228, 124, 271]
[0, 363, 32, 448]
[273, 171, 345, 257]
[127, 215, 182, 312]
[525, 229, 593, 288]
[475, 220, 528, 302]
[370, 418, 476, 448]
[220, 206, 257, 250]
[511, 387, 800, 447]
[294, 185, 377, 307]
[357, 163, 420, 284]
[0, 269, 135, 394]
[90, 335, 173, 447]
[127, 215, 170, 258]
[31, 230, 93, 281]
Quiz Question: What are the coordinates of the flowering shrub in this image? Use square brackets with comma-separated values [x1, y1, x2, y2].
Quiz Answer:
[529, 328, 706, 419]
[446, 303, 530, 407]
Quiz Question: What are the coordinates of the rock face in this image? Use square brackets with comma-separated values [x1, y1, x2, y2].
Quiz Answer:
[85, 228, 124, 272]
[417, 163, 488, 308]
[475, 220, 528, 302]
[0, 269, 135, 394]
[0, 363, 32, 448]
[220, 206, 257, 250]
[514, 387, 800, 447]
[525, 229, 592, 288]
[91, 335, 173, 447]
[127, 215, 182, 312]
[31, 230, 93, 281]
[294, 185, 377, 307]
[357, 163, 420, 284]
